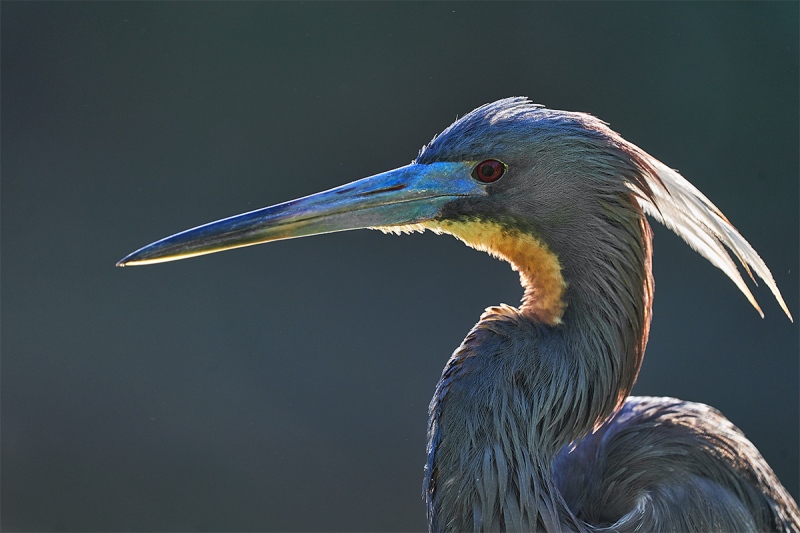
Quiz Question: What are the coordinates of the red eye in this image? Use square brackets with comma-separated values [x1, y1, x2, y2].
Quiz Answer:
[472, 159, 506, 183]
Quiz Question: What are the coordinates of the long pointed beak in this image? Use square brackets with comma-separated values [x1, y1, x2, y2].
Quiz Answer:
[117, 162, 482, 266]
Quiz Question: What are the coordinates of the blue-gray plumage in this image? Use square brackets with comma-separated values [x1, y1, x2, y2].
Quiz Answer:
[118, 98, 799, 532]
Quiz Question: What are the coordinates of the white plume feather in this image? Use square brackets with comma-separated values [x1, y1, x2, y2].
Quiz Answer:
[634, 156, 791, 321]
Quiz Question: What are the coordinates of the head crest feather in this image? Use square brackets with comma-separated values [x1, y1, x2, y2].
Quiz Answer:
[629, 151, 791, 320]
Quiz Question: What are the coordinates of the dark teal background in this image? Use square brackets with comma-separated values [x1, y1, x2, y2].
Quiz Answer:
[2, 3, 797, 531]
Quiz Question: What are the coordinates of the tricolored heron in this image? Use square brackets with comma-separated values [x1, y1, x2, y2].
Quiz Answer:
[119, 98, 799, 531]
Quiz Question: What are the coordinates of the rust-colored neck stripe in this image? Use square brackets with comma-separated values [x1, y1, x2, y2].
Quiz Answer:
[424, 219, 566, 325]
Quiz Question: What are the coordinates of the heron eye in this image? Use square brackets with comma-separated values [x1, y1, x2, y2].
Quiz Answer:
[472, 159, 506, 183]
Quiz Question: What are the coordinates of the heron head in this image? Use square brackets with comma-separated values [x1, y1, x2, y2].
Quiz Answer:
[118, 98, 791, 323]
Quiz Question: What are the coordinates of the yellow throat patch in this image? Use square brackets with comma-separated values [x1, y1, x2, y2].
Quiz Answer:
[376, 220, 567, 325]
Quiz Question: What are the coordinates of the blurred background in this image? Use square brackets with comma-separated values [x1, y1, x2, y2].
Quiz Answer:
[2, 3, 797, 531]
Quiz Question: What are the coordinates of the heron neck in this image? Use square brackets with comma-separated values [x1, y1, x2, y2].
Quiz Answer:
[425, 209, 653, 531]
[511, 209, 654, 451]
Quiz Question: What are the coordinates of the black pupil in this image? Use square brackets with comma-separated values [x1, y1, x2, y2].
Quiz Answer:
[481, 164, 495, 177]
